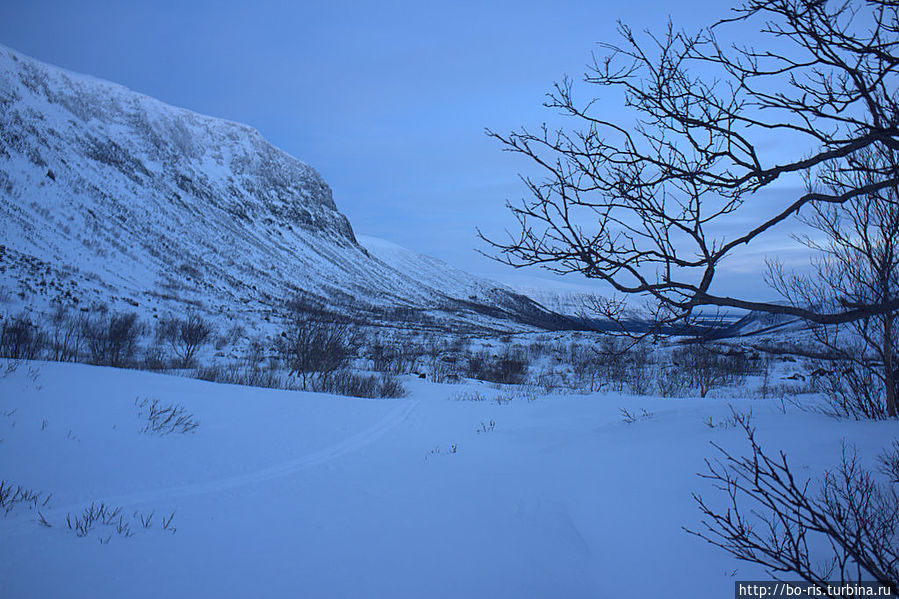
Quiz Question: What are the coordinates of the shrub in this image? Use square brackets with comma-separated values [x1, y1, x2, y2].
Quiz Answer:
[193, 364, 222, 383]
[140, 344, 171, 371]
[809, 359, 892, 420]
[136, 397, 199, 435]
[671, 343, 751, 398]
[0, 313, 45, 360]
[688, 413, 899, 592]
[369, 341, 417, 375]
[215, 323, 245, 350]
[279, 319, 357, 390]
[47, 305, 85, 362]
[193, 362, 285, 390]
[156, 312, 215, 368]
[318, 370, 407, 399]
[451, 389, 487, 402]
[377, 373, 407, 398]
[655, 365, 689, 397]
[0, 480, 51, 515]
[194, 337, 285, 390]
[63, 502, 177, 540]
[83, 311, 142, 367]
[465, 349, 528, 385]
[569, 343, 602, 392]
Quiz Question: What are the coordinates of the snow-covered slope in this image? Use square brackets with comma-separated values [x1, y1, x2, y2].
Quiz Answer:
[500, 277, 607, 321]
[2, 359, 894, 597]
[0, 45, 563, 333]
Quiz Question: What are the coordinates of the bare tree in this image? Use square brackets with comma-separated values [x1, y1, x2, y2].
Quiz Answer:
[483, 0, 899, 332]
[769, 146, 899, 416]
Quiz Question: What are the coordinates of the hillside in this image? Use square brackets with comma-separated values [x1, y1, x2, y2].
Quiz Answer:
[0, 44, 566, 334]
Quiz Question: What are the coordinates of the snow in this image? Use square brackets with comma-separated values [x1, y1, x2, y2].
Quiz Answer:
[1, 359, 893, 598]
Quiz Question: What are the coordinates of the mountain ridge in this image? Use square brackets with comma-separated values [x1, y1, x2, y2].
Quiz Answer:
[0, 44, 571, 334]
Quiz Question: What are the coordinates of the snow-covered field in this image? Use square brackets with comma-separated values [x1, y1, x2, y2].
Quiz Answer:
[1, 359, 894, 598]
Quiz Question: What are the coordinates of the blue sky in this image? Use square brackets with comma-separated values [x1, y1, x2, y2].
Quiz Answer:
[0, 0, 806, 297]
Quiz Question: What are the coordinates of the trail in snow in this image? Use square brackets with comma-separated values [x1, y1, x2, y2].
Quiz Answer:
[3, 398, 418, 527]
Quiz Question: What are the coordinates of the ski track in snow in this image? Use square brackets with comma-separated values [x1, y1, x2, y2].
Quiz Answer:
[4, 398, 419, 527]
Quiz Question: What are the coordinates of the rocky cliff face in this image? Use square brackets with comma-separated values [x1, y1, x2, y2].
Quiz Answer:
[0, 45, 567, 334]
[0, 45, 355, 241]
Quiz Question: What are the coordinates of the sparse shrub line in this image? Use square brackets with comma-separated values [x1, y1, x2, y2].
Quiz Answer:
[61, 502, 176, 541]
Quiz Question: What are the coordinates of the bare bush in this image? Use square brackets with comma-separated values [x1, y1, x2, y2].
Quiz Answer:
[47, 305, 85, 362]
[420, 337, 454, 382]
[688, 415, 899, 592]
[377, 373, 407, 398]
[157, 312, 215, 368]
[656, 364, 689, 397]
[141, 343, 171, 371]
[216, 323, 245, 351]
[0, 480, 52, 515]
[671, 344, 735, 398]
[452, 389, 487, 402]
[627, 359, 653, 396]
[583, 337, 658, 395]
[465, 349, 528, 385]
[136, 397, 199, 435]
[64, 502, 176, 540]
[810, 360, 893, 420]
[194, 362, 285, 389]
[83, 311, 142, 367]
[569, 342, 602, 392]
[593, 336, 635, 391]
[534, 368, 564, 393]
[279, 319, 357, 390]
[620, 407, 653, 424]
[369, 341, 417, 375]
[195, 336, 285, 389]
[318, 370, 407, 399]
[0, 313, 45, 360]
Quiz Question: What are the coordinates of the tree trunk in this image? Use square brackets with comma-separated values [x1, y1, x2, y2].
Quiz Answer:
[884, 312, 897, 418]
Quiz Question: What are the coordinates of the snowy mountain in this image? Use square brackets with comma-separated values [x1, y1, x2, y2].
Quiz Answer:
[0, 44, 567, 333]
[498, 277, 607, 320]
